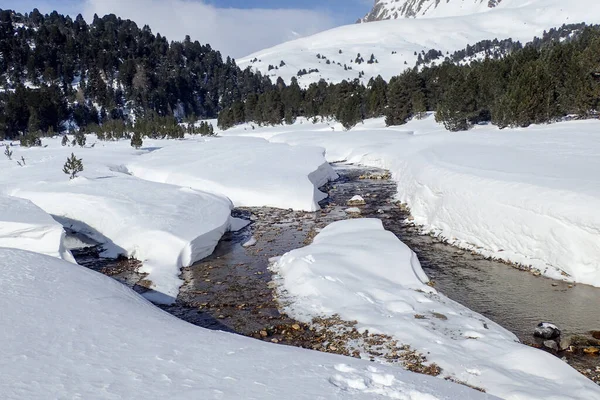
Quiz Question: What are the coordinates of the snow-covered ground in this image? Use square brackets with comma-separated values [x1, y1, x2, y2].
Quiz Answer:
[0, 134, 335, 302]
[0, 195, 74, 262]
[11, 176, 232, 304]
[222, 116, 600, 288]
[0, 247, 497, 400]
[238, 0, 600, 86]
[271, 219, 600, 399]
[127, 136, 337, 211]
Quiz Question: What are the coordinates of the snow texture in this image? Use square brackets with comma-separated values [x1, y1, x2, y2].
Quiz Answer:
[239, 0, 600, 86]
[127, 136, 338, 211]
[11, 175, 232, 304]
[271, 219, 600, 399]
[0, 247, 497, 400]
[0, 195, 74, 262]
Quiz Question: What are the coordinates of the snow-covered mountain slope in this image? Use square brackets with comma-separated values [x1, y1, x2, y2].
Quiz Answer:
[238, 0, 599, 86]
[359, 0, 503, 22]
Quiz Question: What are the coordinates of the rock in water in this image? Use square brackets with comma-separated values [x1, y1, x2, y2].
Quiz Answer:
[559, 336, 572, 351]
[543, 340, 559, 351]
[347, 195, 366, 206]
[534, 322, 561, 340]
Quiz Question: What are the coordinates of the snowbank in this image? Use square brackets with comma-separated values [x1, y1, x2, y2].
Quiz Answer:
[127, 136, 338, 211]
[271, 219, 600, 399]
[0, 195, 74, 262]
[0, 247, 496, 400]
[10, 175, 232, 304]
[262, 117, 600, 288]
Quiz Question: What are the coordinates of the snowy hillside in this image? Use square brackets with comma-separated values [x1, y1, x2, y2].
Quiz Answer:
[238, 0, 599, 86]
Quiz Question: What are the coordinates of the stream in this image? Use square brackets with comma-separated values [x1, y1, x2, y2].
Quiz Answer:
[68, 163, 600, 383]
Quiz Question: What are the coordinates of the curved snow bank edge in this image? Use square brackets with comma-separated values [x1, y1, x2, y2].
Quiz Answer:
[270, 218, 600, 399]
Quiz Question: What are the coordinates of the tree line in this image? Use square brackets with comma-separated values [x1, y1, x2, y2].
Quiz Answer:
[0, 8, 272, 139]
[219, 24, 600, 131]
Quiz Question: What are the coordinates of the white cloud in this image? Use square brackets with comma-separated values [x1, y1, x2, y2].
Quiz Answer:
[82, 0, 338, 58]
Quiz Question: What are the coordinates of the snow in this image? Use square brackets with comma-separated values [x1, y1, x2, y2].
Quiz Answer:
[0, 247, 497, 400]
[0, 134, 338, 303]
[271, 219, 600, 399]
[345, 207, 362, 214]
[348, 195, 366, 204]
[242, 236, 258, 247]
[361, 0, 502, 21]
[10, 175, 232, 304]
[0, 195, 74, 262]
[238, 0, 600, 86]
[126, 136, 338, 211]
[223, 116, 600, 288]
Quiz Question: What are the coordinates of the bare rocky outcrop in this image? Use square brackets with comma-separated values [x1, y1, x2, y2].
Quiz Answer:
[358, 0, 503, 22]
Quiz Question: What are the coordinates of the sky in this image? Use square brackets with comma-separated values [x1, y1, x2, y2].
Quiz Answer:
[1, 0, 374, 58]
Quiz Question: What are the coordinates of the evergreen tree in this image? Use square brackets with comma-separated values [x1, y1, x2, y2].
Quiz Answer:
[4, 144, 12, 160]
[130, 130, 143, 149]
[385, 73, 413, 126]
[75, 131, 86, 147]
[62, 153, 83, 179]
[61, 134, 69, 146]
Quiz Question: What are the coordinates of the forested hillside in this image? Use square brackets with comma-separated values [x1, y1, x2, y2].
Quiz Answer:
[219, 24, 600, 131]
[0, 9, 272, 139]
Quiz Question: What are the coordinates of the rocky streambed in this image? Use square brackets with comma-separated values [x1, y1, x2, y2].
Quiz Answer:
[69, 163, 600, 384]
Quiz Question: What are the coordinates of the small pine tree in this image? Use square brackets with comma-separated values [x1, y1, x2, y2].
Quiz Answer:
[63, 153, 83, 180]
[4, 145, 13, 160]
[75, 131, 86, 147]
[130, 131, 143, 149]
[61, 135, 69, 146]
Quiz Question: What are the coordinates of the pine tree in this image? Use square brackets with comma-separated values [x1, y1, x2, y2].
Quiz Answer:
[61, 135, 69, 146]
[4, 145, 12, 160]
[131, 130, 143, 149]
[63, 153, 83, 179]
[385, 74, 413, 126]
[412, 90, 427, 119]
[75, 131, 86, 147]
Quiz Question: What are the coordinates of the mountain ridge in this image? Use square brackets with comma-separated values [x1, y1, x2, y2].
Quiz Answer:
[358, 0, 504, 22]
[239, 0, 597, 87]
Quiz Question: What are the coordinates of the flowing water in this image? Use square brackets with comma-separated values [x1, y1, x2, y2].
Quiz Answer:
[68, 163, 600, 382]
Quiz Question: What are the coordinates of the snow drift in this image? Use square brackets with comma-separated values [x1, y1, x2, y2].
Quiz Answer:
[10, 175, 232, 304]
[271, 219, 600, 399]
[252, 117, 600, 288]
[127, 136, 338, 211]
[0, 195, 74, 262]
[0, 247, 496, 400]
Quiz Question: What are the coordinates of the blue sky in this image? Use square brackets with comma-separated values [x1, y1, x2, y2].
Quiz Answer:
[2, 0, 371, 24]
[205, 0, 371, 22]
[1, 0, 373, 56]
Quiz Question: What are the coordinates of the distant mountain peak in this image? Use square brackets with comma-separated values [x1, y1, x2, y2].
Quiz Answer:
[358, 0, 503, 22]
